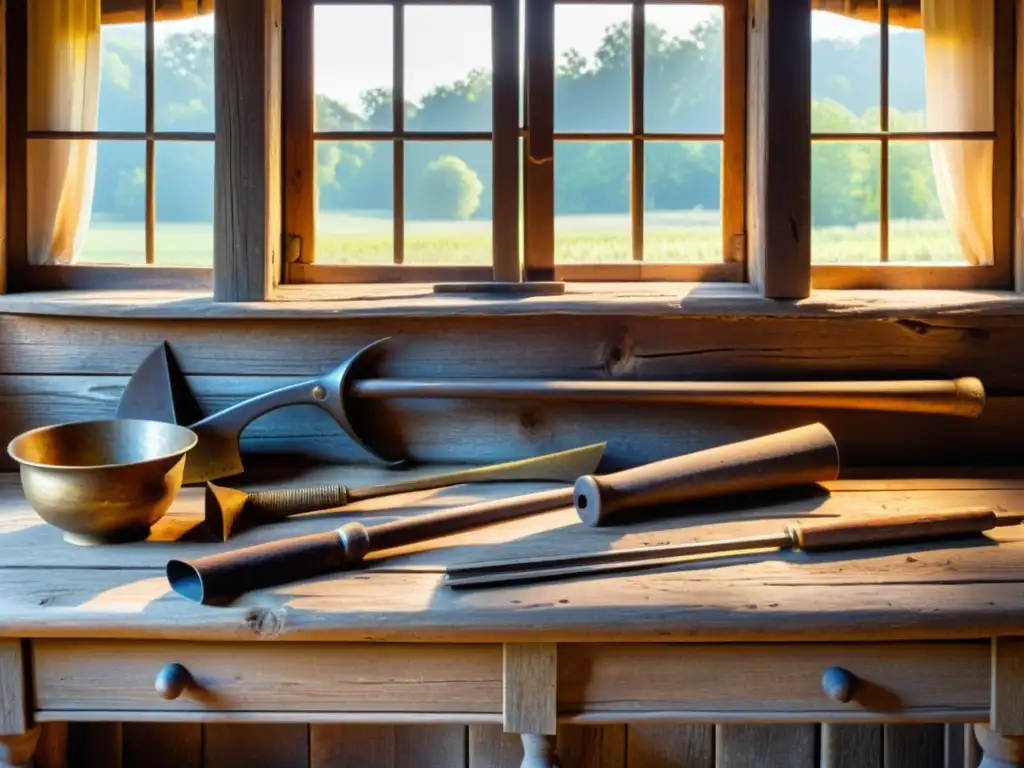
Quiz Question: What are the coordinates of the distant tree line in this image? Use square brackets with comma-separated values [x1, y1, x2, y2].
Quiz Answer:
[91, 19, 942, 226]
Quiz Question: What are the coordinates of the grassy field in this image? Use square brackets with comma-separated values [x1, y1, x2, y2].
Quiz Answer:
[77, 210, 965, 267]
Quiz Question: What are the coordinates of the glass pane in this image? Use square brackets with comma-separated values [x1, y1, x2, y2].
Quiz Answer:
[555, 5, 630, 133]
[404, 141, 492, 264]
[889, 0, 993, 132]
[811, 140, 881, 263]
[644, 141, 721, 262]
[645, 5, 723, 134]
[316, 141, 394, 265]
[406, 6, 492, 132]
[555, 141, 629, 262]
[30, 20, 146, 132]
[155, 14, 216, 133]
[889, 139, 991, 263]
[811, 6, 881, 133]
[25, 140, 146, 264]
[315, 6, 393, 131]
[155, 141, 213, 266]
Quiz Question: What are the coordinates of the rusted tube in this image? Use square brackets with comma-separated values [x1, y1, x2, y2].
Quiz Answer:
[574, 423, 840, 527]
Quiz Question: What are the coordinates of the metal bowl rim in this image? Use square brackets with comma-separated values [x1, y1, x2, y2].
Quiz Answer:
[7, 418, 199, 471]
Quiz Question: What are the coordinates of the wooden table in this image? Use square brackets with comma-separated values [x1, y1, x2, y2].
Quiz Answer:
[2, 469, 1024, 768]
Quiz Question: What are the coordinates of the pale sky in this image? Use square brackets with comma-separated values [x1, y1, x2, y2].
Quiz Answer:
[153, 8, 887, 113]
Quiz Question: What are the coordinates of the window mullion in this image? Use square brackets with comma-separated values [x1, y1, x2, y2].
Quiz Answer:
[523, 0, 555, 281]
[393, 2, 405, 266]
[493, 0, 521, 281]
[145, 0, 156, 266]
[283, 0, 315, 272]
[746, 0, 811, 299]
[631, 0, 644, 263]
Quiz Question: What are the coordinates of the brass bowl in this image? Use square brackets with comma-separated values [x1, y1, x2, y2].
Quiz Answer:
[7, 419, 198, 545]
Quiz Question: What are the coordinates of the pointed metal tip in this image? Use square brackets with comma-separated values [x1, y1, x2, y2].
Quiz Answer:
[204, 481, 251, 542]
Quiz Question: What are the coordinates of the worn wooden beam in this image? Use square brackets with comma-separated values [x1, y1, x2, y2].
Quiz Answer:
[523, 0, 555, 280]
[214, 0, 283, 300]
[746, 0, 811, 299]
[282, 0, 315, 270]
[993, 636, 1024, 735]
[503, 643, 557, 736]
[4, 0, 25, 293]
[0, 641, 26, 736]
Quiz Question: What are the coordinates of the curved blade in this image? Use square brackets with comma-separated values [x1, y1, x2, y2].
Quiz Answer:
[117, 342, 202, 425]
[348, 442, 606, 502]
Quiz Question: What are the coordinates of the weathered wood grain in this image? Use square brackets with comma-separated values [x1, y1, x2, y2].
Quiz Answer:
[883, 724, 945, 768]
[33, 723, 67, 768]
[311, 724, 467, 768]
[0, 641, 25, 735]
[821, 724, 882, 768]
[992, 636, 1024, 735]
[122, 723, 201, 768]
[504, 644, 557, 735]
[203, 724, 308, 768]
[626, 725, 711, 768]
[0, 372, 1020, 472]
[559, 643, 988, 720]
[746, 0, 811, 299]
[557, 725, 626, 768]
[11, 284, 1024, 318]
[311, 724, 397, 767]
[470, 724, 522, 768]
[715, 724, 816, 768]
[67, 723, 121, 768]
[5, 314, 1023, 385]
[34, 641, 502, 713]
[214, 0, 282, 301]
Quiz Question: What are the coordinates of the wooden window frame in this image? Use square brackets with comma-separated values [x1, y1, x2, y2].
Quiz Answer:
[3, 0, 215, 292]
[284, 0, 747, 285]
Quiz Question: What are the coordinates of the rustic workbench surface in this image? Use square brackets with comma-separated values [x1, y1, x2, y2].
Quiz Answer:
[2, 468, 1024, 644]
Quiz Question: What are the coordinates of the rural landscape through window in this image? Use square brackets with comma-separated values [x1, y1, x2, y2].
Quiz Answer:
[26, 1, 215, 269]
[296, 0, 744, 282]
[809, 0, 1008, 271]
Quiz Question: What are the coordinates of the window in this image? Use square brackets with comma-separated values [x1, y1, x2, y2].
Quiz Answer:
[808, 0, 1014, 289]
[8, 0, 215, 290]
[283, 0, 746, 284]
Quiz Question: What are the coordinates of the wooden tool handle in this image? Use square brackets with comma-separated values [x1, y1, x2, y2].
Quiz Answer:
[245, 485, 351, 518]
[167, 523, 370, 605]
[789, 507, 999, 550]
[575, 423, 839, 527]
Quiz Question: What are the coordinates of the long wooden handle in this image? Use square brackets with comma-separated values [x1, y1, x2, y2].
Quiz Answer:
[789, 507, 1001, 550]
[351, 377, 986, 417]
[575, 423, 840, 527]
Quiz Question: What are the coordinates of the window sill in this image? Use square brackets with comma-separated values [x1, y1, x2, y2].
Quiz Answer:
[0, 283, 1022, 319]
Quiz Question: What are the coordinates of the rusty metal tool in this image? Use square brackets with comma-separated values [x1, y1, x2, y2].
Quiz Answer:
[442, 507, 1024, 589]
[204, 442, 605, 541]
[121, 338, 985, 478]
[168, 485, 577, 604]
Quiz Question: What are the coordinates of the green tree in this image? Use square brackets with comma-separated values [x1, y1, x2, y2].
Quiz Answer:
[412, 156, 483, 220]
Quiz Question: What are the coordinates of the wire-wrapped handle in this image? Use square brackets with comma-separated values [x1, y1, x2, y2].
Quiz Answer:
[244, 485, 350, 518]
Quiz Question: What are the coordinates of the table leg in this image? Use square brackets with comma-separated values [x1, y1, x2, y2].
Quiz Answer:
[975, 725, 1024, 767]
[521, 734, 560, 768]
[0, 728, 40, 768]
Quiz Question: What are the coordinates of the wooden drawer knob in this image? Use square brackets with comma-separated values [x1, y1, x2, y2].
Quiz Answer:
[155, 663, 193, 700]
[821, 666, 857, 703]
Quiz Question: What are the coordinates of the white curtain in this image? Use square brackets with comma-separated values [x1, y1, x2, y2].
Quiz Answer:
[923, 0, 994, 265]
[27, 0, 102, 265]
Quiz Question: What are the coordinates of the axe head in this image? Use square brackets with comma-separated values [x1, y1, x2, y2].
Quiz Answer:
[204, 482, 249, 542]
[117, 342, 203, 426]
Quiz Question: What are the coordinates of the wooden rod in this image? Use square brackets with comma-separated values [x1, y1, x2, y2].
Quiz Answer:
[879, 0, 889, 263]
[348, 376, 987, 417]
